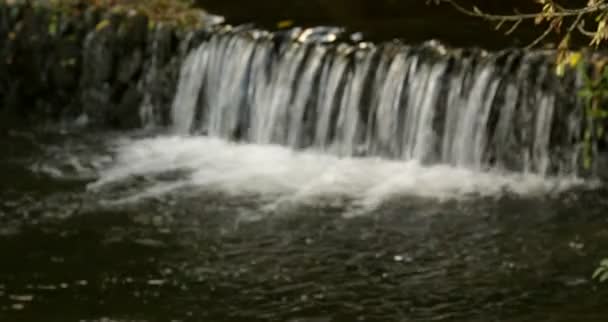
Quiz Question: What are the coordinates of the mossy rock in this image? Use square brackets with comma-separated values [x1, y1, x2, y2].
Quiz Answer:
[45, 0, 207, 29]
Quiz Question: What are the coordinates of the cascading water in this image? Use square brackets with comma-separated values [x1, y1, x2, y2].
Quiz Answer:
[169, 27, 585, 177]
[90, 26, 598, 209]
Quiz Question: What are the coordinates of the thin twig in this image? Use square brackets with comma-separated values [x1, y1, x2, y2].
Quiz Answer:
[568, 13, 585, 34]
[505, 19, 522, 35]
[525, 23, 554, 49]
[442, 0, 608, 21]
[495, 19, 506, 31]
[578, 20, 597, 38]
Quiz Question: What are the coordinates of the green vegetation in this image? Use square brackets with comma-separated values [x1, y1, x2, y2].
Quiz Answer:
[576, 56, 608, 170]
[48, 0, 206, 28]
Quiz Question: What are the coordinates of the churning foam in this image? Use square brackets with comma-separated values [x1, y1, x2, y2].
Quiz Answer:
[88, 136, 588, 211]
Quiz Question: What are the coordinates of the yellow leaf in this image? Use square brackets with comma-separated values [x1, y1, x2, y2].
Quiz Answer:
[555, 63, 566, 77]
[598, 20, 606, 33]
[568, 52, 582, 67]
[277, 20, 294, 29]
[558, 34, 570, 51]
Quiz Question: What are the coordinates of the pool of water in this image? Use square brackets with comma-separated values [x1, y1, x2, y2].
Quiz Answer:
[1, 125, 608, 322]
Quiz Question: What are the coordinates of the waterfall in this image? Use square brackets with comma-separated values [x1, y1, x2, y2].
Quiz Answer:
[169, 27, 585, 176]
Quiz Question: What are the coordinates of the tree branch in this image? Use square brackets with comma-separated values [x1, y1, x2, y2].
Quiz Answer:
[505, 19, 523, 35]
[578, 20, 597, 38]
[440, 0, 608, 21]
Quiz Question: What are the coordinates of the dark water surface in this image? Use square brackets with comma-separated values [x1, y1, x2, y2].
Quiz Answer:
[1, 126, 608, 322]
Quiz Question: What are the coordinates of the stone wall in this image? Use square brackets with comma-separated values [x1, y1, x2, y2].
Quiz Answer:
[0, 2, 190, 128]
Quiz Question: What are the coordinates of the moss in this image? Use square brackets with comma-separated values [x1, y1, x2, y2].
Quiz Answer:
[48, 0, 206, 29]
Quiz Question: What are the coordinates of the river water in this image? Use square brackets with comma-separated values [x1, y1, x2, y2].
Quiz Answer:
[1, 7, 608, 320]
[1, 124, 607, 322]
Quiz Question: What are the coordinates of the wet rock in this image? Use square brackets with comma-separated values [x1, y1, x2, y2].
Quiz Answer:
[81, 84, 112, 122]
[0, 2, 186, 128]
[110, 84, 142, 129]
[81, 25, 116, 86]
[116, 49, 143, 84]
[596, 152, 608, 181]
[2, 81, 21, 115]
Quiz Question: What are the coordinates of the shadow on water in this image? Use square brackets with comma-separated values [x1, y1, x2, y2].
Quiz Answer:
[1, 129, 608, 321]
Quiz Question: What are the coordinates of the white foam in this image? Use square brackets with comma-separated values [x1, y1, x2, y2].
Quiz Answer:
[89, 136, 588, 210]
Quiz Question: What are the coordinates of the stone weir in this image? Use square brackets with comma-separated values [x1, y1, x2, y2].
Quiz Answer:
[170, 27, 607, 178]
[0, 2, 208, 128]
[0, 2, 606, 178]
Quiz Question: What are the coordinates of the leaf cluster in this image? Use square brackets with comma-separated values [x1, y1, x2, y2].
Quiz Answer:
[576, 56, 608, 168]
[433, 0, 608, 51]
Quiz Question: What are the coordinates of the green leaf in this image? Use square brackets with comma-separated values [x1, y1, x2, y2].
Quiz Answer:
[593, 267, 604, 279]
[583, 154, 592, 170]
[602, 67, 608, 79]
[578, 89, 594, 98]
[584, 129, 592, 140]
[601, 272, 608, 283]
[96, 19, 111, 31]
[580, 67, 591, 81]
[590, 109, 604, 118]
[48, 19, 57, 36]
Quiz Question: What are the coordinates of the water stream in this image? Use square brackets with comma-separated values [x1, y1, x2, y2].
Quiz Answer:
[169, 28, 585, 177]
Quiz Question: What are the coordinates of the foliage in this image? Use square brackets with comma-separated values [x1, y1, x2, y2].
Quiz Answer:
[48, 0, 206, 28]
[576, 55, 608, 169]
[430, 0, 608, 51]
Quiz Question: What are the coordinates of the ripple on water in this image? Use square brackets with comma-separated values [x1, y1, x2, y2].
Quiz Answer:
[0, 131, 607, 322]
